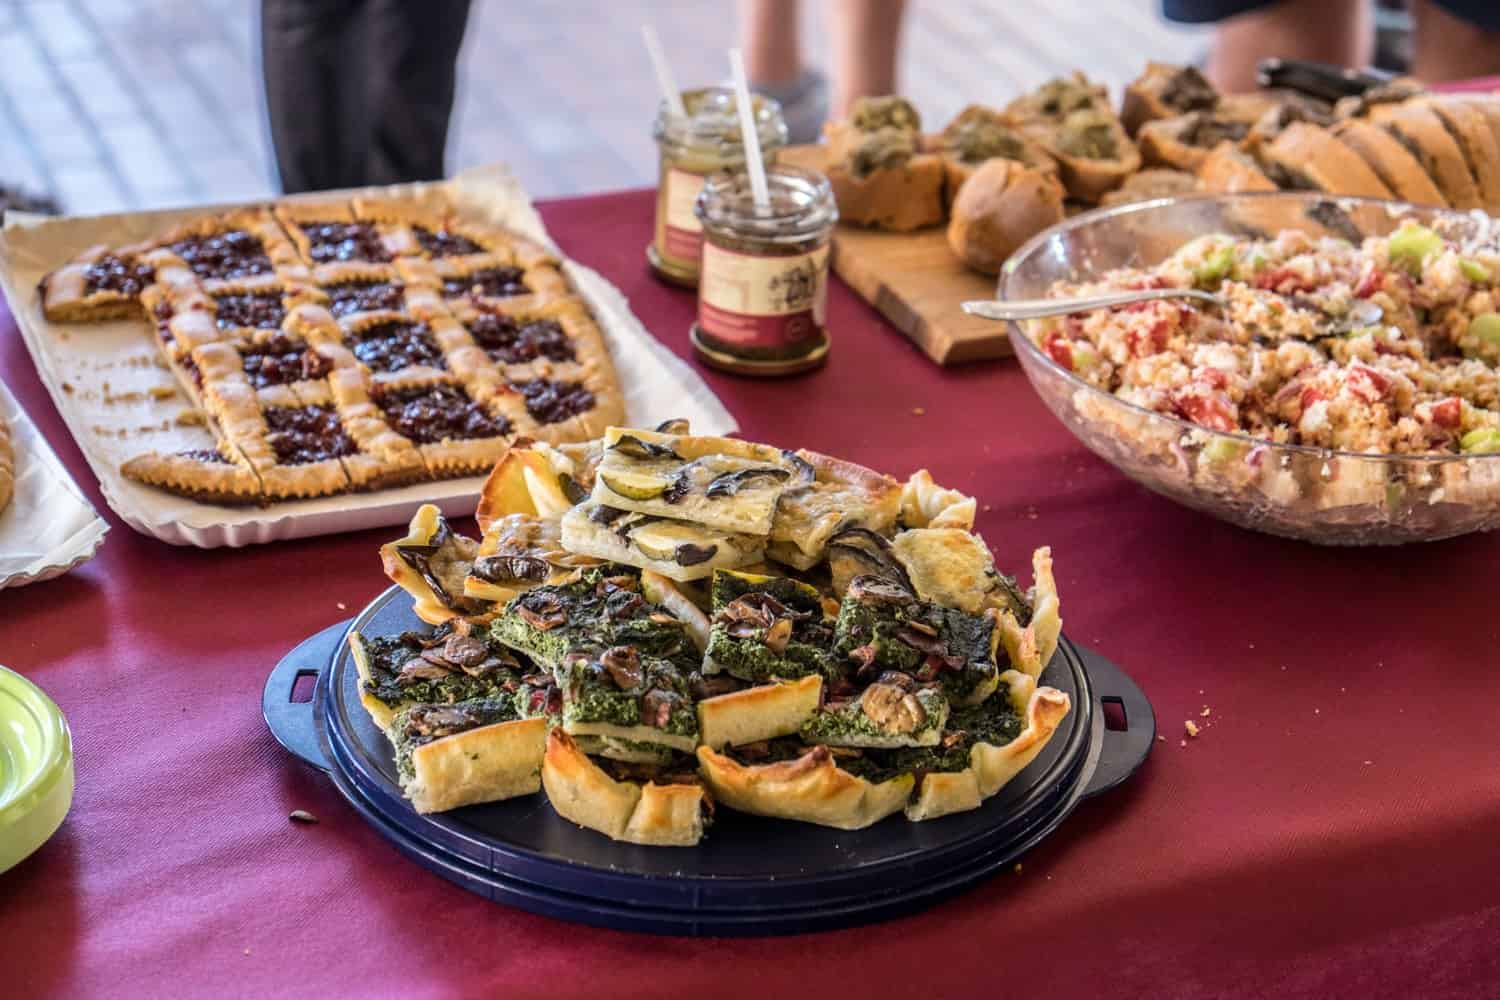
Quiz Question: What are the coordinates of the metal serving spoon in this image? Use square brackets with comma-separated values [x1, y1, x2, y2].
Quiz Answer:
[960, 287, 1225, 322]
[961, 288, 1385, 329]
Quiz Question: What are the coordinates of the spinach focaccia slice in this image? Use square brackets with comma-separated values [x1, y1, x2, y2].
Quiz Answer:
[590, 426, 793, 535]
[543, 729, 709, 846]
[348, 621, 530, 730]
[381, 504, 489, 625]
[389, 700, 547, 813]
[555, 645, 699, 755]
[800, 676, 949, 748]
[560, 501, 766, 582]
[829, 575, 1000, 707]
[703, 570, 836, 682]
[696, 667, 1071, 829]
[488, 566, 696, 671]
[766, 449, 902, 571]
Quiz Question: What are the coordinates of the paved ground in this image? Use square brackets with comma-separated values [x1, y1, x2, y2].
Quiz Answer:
[0, 0, 1204, 215]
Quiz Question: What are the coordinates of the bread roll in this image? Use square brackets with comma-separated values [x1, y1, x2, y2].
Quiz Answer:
[946, 159, 1065, 275]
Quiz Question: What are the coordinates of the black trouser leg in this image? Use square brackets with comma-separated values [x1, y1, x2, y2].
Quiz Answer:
[364, 0, 472, 185]
[261, 0, 370, 193]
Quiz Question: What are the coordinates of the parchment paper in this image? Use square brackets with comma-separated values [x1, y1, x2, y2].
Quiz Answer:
[0, 376, 109, 588]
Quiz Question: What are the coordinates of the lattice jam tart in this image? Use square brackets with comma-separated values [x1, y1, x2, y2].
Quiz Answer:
[365, 425, 1072, 847]
[38, 194, 624, 505]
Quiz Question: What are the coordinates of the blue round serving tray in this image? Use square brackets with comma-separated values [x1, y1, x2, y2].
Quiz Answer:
[265, 586, 1154, 935]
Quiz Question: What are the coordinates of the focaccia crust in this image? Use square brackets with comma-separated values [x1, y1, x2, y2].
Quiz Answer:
[403, 716, 547, 813]
[543, 730, 705, 846]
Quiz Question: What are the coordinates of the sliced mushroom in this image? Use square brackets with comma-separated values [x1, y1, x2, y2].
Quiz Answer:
[601, 646, 644, 690]
[609, 434, 682, 461]
[763, 618, 793, 655]
[827, 528, 914, 596]
[704, 466, 791, 499]
[847, 574, 916, 607]
[515, 592, 568, 631]
[441, 633, 490, 667]
[397, 659, 454, 684]
[640, 688, 680, 728]
[860, 682, 927, 734]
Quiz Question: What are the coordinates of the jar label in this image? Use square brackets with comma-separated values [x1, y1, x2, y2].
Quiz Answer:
[663, 169, 705, 262]
[698, 243, 830, 348]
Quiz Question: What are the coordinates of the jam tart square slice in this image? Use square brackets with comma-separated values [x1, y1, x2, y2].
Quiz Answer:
[431, 256, 569, 312]
[339, 314, 450, 385]
[39, 240, 156, 322]
[191, 349, 355, 500]
[322, 367, 428, 489]
[209, 287, 290, 337]
[276, 201, 401, 266]
[234, 329, 342, 397]
[120, 441, 264, 505]
[506, 367, 624, 443]
[370, 379, 514, 479]
[320, 273, 410, 321]
[155, 208, 296, 293]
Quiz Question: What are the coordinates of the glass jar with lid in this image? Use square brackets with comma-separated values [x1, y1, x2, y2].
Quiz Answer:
[690, 164, 837, 376]
[650, 87, 788, 287]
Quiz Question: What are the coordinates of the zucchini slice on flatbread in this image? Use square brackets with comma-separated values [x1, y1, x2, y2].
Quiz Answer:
[1329, 119, 1447, 207]
[560, 502, 765, 582]
[1369, 102, 1482, 210]
[380, 504, 488, 625]
[463, 511, 599, 606]
[1259, 123, 1394, 200]
[767, 449, 901, 571]
[591, 426, 793, 536]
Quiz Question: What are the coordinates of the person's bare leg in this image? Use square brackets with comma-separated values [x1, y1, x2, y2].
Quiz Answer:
[740, 0, 803, 89]
[1410, 1, 1500, 82]
[1205, 0, 1370, 93]
[829, 0, 907, 117]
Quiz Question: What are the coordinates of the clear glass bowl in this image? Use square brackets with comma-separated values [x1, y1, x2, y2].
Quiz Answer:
[1001, 192, 1500, 545]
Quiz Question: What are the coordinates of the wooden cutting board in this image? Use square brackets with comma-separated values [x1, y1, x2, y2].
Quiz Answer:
[780, 144, 1012, 365]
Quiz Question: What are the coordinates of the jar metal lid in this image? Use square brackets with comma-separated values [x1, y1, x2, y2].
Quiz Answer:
[695, 165, 838, 241]
[654, 87, 789, 153]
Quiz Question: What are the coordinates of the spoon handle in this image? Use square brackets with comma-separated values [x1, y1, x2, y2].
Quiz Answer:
[961, 288, 1221, 321]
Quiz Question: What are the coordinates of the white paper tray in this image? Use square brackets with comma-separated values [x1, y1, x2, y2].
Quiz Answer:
[0, 377, 108, 588]
[0, 165, 735, 548]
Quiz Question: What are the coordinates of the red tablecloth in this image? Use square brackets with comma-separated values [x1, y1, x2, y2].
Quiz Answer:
[4, 189, 1499, 999]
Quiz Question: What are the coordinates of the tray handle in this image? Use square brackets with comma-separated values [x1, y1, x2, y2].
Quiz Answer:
[1075, 646, 1155, 800]
[262, 620, 351, 774]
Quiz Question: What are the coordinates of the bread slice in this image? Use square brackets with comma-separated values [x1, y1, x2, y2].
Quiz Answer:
[1421, 97, 1500, 214]
[1330, 119, 1447, 207]
[1138, 112, 1251, 172]
[1099, 167, 1198, 206]
[1196, 141, 1277, 194]
[826, 155, 947, 230]
[1259, 123, 1394, 200]
[1035, 108, 1142, 202]
[1369, 102, 1482, 210]
[1119, 62, 1219, 136]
